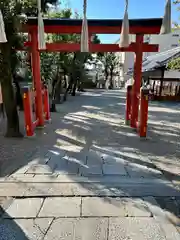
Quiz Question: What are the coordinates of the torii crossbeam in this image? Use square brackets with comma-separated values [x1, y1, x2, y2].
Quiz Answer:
[22, 17, 162, 130]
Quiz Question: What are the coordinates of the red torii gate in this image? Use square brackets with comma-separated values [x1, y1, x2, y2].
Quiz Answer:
[23, 17, 162, 135]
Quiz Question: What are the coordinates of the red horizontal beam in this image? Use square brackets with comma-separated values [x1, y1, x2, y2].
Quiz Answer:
[25, 25, 161, 35]
[23, 42, 159, 53]
[143, 43, 159, 52]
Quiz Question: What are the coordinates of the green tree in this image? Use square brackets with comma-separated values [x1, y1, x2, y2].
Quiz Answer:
[167, 57, 180, 70]
[40, 8, 102, 101]
[0, 0, 58, 137]
[167, 1, 180, 70]
[98, 52, 119, 89]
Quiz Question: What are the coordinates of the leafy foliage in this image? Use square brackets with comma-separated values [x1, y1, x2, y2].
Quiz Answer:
[99, 52, 119, 74]
[166, 1, 180, 70]
[40, 8, 101, 87]
[19, 0, 59, 16]
[167, 57, 180, 70]
[96, 52, 119, 88]
[0, 0, 58, 137]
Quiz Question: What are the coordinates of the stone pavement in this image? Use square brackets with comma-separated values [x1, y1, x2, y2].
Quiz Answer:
[0, 89, 180, 239]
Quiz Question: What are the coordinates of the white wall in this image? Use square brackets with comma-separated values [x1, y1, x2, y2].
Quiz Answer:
[115, 29, 180, 85]
[147, 29, 180, 57]
[114, 35, 136, 86]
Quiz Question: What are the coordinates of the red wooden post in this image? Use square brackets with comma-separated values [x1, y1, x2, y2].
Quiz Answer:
[30, 30, 44, 127]
[125, 85, 132, 125]
[22, 86, 34, 137]
[43, 85, 50, 121]
[139, 87, 149, 138]
[131, 34, 143, 129]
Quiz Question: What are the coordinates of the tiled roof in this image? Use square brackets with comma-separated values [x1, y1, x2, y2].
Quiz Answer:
[127, 46, 180, 74]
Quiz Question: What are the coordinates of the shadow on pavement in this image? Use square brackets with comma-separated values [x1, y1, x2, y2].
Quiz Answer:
[0, 89, 180, 232]
[0, 206, 29, 240]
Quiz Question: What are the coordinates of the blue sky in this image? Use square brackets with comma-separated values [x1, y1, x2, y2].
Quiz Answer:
[61, 0, 179, 43]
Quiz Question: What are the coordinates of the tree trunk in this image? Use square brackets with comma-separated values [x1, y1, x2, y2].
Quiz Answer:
[104, 68, 109, 89]
[63, 73, 67, 89]
[0, 44, 23, 138]
[53, 78, 61, 103]
[109, 69, 114, 89]
[50, 80, 57, 112]
[63, 75, 73, 101]
[72, 78, 77, 96]
[50, 101, 57, 112]
[62, 75, 68, 101]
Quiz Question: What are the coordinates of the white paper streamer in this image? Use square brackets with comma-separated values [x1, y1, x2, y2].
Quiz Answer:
[160, 0, 171, 34]
[119, 0, 129, 48]
[38, 0, 46, 49]
[0, 10, 7, 43]
[80, 0, 89, 52]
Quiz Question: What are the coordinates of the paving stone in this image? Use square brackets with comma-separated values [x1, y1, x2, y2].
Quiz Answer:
[143, 196, 167, 219]
[80, 165, 103, 176]
[138, 198, 180, 239]
[0, 178, 6, 182]
[1, 179, 179, 197]
[38, 197, 81, 217]
[0, 218, 53, 240]
[56, 175, 130, 184]
[82, 197, 125, 217]
[24, 183, 76, 197]
[118, 183, 180, 197]
[4, 175, 168, 184]
[26, 164, 54, 174]
[27, 174, 59, 182]
[47, 155, 68, 170]
[123, 198, 152, 217]
[75, 180, 177, 197]
[23, 182, 128, 197]
[48, 155, 80, 175]
[157, 220, 180, 240]
[126, 163, 163, 178]
[155, 197, 180, 218]
[156, 164, 180, 177]
[9, 174, 35, 181]
[103, 163, 127, 175]
[119, 151, 142, 161]
[177, 227, 180, 234]
[109, 217, 167, 240]
[176, 197, 180, 217]
[7, 174, 58, 183]
[86, 150, 103, 165]
[66, 151, 87, 165]
[102, 154, 127, 164]
[0, 183, 28, 197]
[3, 198, 43, 218]
[44, 218, 108, 240]
[12, 165, 30, 174]
[152, 197, 180, 228]
[28, 157, 50, 166]
[55, 161, 79, 175]
[31, 149, 49, 159]
[79, 183, 129, 197]
[0, 197, 13, 217]
[45, 149, 66, 158]
[58, 145, 83, 152]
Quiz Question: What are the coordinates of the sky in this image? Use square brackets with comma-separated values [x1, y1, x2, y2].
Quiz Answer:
[60, 0, 179, 43]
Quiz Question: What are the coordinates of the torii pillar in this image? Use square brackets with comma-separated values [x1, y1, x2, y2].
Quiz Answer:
[131, 34, 143, 128]
[30, 30, 44, 127]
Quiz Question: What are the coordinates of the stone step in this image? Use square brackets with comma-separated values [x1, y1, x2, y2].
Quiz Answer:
[1, 217, 179, 240]
[0, 180, 179, 197]
[0, 175, 169, 184]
